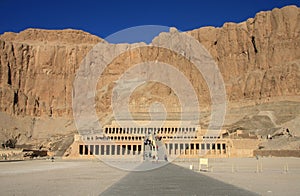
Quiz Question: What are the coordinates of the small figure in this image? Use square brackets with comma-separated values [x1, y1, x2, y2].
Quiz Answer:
[164, 154, 168, 162]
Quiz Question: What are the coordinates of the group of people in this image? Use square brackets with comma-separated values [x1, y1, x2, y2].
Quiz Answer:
[143, 136, 168, 163]
[144, 152, 168, 162]
[144, 138, 158, 151]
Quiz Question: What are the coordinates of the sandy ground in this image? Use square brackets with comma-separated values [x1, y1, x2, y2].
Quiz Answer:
[174, 157, 300, 196]
[0, 159, 128, 196]
[1, 157, 299, 195]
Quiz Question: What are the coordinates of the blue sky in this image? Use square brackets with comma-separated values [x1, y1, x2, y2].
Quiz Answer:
[1, 0, 299, 41]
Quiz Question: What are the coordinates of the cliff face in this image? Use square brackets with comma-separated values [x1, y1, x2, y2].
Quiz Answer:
[0, 5, 299, 121]
[188, 5, 300, 101]
[0, 29, 104, 117]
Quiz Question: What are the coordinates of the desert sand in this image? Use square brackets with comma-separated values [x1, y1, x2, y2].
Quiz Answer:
[0, 159, 128, 196]
[0, 157, 299, 195]
[175, 157, 300, 196]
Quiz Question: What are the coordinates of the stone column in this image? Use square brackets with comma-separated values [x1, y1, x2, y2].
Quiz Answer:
[172, 143, 175, 155]
[130, 145, 133, 155]
[125, 145, 128, 155]
[142, 140, 144, 155]
[104, 145, 107, 155]
[179, 143, 182, 155]
[220, 143, 223, 155]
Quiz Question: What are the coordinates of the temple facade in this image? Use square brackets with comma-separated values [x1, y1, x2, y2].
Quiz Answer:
[65, 120, 258, 159]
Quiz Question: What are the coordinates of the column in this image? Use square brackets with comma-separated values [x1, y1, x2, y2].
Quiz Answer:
[104, 145, 107, 155]
[142, 139, 145, 155]
[207, 143, 210, 154]
[172, 143, 175, 155]
[180, 143, 183, 155]
[113, 145, 116, 155]
[127, 144, 130, 155]
[105, 145, 108, 156]
[122, 145, 125, 155]
[125, 145, 128, 155]
[220, 143, 223, 155]
[173, 143, 178, 155]
[186, 143, 189, 155]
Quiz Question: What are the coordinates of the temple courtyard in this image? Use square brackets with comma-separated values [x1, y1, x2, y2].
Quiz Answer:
[0, 157, 299, 195]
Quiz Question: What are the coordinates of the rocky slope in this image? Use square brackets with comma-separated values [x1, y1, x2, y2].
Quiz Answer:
[0, 5, 299, 151]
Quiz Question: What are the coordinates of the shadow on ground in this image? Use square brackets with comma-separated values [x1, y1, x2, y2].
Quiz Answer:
[101, 162, 257, 196]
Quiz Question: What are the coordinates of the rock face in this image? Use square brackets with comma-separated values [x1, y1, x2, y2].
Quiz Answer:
[0, 5, 299, 143]
[188, 5, 300, 101]
[0, 29, 104, 117]
[0, 28, 103, 45]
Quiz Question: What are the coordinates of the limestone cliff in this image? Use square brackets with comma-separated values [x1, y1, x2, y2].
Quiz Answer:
[188, 5, 300, 101]
[0, 29, 104, 117]
[1, 6, 299, 121]
[0, 6, 299, 147]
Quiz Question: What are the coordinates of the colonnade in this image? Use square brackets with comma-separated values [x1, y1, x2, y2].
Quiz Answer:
[104, 127, 197, 135]
[165, 142, 227, 156]
[77, 125, 228, 158]
[79, 143, 143, 156]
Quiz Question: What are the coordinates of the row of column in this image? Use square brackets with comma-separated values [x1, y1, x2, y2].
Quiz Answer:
[79, 144, 143, 156]
[166, 142, 226, 155]
[105, 127, 196, 135]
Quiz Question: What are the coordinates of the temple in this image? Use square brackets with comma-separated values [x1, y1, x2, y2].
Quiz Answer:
[66, 120, 260, 159]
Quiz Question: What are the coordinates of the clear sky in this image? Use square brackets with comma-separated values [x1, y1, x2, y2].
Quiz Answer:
[1, 0, 299, 40]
